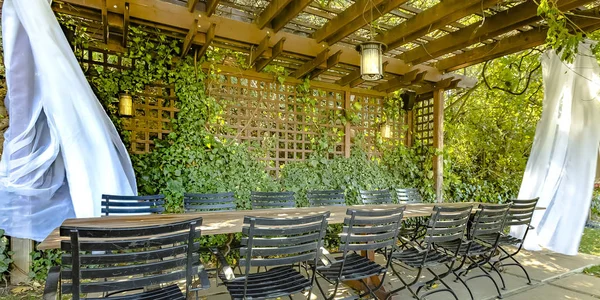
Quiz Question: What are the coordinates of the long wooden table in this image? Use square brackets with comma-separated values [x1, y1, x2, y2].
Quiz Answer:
[38, 202, 479, 250]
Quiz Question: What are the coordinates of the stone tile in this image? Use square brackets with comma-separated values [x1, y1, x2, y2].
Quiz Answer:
[550, 274, 600, 297]
[503, 284, 597, 300]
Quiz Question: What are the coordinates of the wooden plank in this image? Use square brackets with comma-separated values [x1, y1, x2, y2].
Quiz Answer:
[433, 88, 444, 203]
[398, 0, 590, 64]
[325, 0, 411, 45]
[38, 202, 488, 250]
[310, 50, 342, 79]
[271, 0, 313, 32]
[101, 0, 108, 44]
[312, 0, 384, 43]
[344, 89, 351, 158]
[374, 70, 427, 92]
[255, 37, 286, 72]
[181, 18, 199, 57]
[405, 110, 414, 147]
[249, 34, 270, 66]
[292, 48, 329, 79]
[122, 2, 129, 47]
[256, 0, 294, 29]
[376, 0, 496, 51]
[206, 0, 220, 17]
[337, 68, 361, 86]
[11, 238, 33, 284]
[197, 23, 216, 58]
[187, 0, 199, 12]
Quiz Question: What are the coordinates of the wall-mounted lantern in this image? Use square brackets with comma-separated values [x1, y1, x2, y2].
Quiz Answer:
[118, 91, 133, 117]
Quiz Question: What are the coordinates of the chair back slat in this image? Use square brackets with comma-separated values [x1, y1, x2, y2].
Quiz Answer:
[504, 198, 538, 226]
[239, 213, 329, 269]
[340, 207, 404, 253]
[184, 192, 236, 212]
[101, 194, 165, 216]
[396, 188, 423, 203]
[472, 203, 511, 238]
[307, 190, 346, 207]
[359, 190, 393, 205]
[58, 218, 201, 298]
[424, 206, 472, 244]
[251, 191, 296, 209]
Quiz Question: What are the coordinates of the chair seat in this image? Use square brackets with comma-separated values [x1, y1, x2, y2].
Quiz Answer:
[437, 239, 493, 256]
[85, 284, 184, 300]
[317, 252, 386, 281]
[392, 246, 454, 268]
[478, 234, 522, 246]
[223, 266, 311, 300]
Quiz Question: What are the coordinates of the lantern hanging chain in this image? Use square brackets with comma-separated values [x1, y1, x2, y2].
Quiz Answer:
[361, 0, 384, 41]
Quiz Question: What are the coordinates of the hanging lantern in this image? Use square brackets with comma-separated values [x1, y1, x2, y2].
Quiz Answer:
[118, 91, 133, 117]
[356, 41, 386, 81]
[380, 124, 392, 139]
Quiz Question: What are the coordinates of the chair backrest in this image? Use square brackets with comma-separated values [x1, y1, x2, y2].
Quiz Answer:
[504, 198, 538, 227]
[359, 189, 393, 205]
[250, 191, 296, 209]
[307, 189, 346, 207]
[340, 207, 405, 254]
[396, 188, 422, 203]
[471, 203, 511, 239]
[59, 218, 202, 300]
[184, 192, 236, 212]
[424, 205, 473, 246]
[101, 194, 165, 216]
[239, 213, 329, 283]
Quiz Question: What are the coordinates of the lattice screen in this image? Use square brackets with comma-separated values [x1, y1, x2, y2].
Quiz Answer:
[413, 98, 434, 154]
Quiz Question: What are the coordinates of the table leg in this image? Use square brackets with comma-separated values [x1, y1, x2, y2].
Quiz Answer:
[342, 250, 390, 299]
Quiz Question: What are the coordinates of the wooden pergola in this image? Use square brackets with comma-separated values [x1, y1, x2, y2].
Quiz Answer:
[50, 0, 600, 203]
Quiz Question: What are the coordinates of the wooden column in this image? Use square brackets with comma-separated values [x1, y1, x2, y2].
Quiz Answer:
[433, 89, 444, 203]
[10, 238, 33, 284]
[405, 110, 414, 147]
[344, 89, 351, 158]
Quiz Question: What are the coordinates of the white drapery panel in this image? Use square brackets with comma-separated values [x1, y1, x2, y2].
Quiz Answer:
[0, 0, 137, 241]
[514, 43, 600, 255]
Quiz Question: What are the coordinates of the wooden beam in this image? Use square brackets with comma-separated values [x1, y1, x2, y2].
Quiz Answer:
[256, 0, 294, 29]
[313, 0, 385, 43]
[337, 68, 361, 86]
[187, 0, 199, 12]
[374, 70, 427, 93]
[122, 2, 129, 47]
[433, 88, 444, 203]
[249, 34, 271, 66]
[310, 50, 342, 79]
[255, 37, 286, 72]
[205, 0, 219, 17]
[398, 0, 590, 64]
[197, 23, 216, 58]
[181, 19, 199, 57]
[344, 90, 351, 158]
[10, 238, 33, 284]
[405, 110, 414, 147]
[349, 61, 389, 88]
[54, 0, 476, 87]
[292, 48, 329, 79]
[102, 0, 108, 44]
[324, 0, 411, 45]
[270, 0, 313, 32]
[376, 0, 497, 51]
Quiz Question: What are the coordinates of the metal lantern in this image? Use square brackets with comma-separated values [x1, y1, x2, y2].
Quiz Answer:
[118, 91, 133, 117]
[380, 124, 392, 139]
[356, 41, 386, 81]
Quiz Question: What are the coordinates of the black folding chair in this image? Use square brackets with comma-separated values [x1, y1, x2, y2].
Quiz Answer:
[315, 207, 405, 299]
[101, 194, 165, 216]
[396, 188, 423, 203]
[477, 198, 539, 288]
[438, 203, 511, 300]
[390, 205, 473, 300]
[214, 212, 330, 299]
[396, 188, 427, 243]
[43, 218, 210, 300]
[359, 189, 393, 205]
[307, 189, 346, 207]
[250, 191, 296, 209]
[184, 192, 236, 212]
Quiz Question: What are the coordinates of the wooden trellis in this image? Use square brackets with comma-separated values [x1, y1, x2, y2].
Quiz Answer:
[414, 98, 434, 155]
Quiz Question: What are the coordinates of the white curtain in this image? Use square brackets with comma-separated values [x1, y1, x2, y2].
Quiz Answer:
[514, 42, 600, 255]
[0, 0, 137, 241]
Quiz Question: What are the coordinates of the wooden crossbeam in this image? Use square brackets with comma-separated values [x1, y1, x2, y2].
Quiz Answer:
[255, 37, 286, 72]
[376, 0, 496, 51]
[249, 34, 271, 66]
[197, 23, 216, 58]
[292, 48, 329, 78]
[181, 19, 199, 57]
[102, 0, 108, 44]
[313, 0, 385, 43]
[205, 0, 219, 17]
[398, 0, 591, 64]
[256, 0, 294, 29]
[374, 70, 427, 92]
[270, 0, 313, 32]
[122, 2, 130, 47]
[324, 0, 411, 45]
[337, 68, 361, 86]
[348, 61, 389, 88]
[310, 50, 342, 79]
[187, 0, 199, 12]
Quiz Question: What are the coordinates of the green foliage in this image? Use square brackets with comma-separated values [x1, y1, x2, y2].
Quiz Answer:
[28, 249, 61, 282]
[0, 231, 12, 284]
[592, 188, 600, 217]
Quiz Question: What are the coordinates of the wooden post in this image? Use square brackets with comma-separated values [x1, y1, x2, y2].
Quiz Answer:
[433, 89, 444, 203]
[344, 89, 351, 158]
[405, 110, 414, 147]
[10, 238, 33, 284]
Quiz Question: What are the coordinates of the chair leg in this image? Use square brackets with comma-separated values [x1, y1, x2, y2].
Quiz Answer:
[461, 256, 502, 299]
[452, 268, 473, 300]
[388, 262, 421, 299]
[418, 268, 459, 300]
[314, 276, 337, 300]
[498, 246, 532, 285]
[490, 261, 507, 290]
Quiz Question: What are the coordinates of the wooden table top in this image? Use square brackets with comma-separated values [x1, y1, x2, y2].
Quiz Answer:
[36, 202, 492, 250]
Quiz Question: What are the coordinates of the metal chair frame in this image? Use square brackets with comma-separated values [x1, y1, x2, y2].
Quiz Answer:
[307, 189, 346, 207]
[101, 194, 165, 216]
[43, 218, 209, 300]
[250, 191, 296, 209]
[359, 189, 394, 205]
[389, 205, 473, 300]
[396, 188, 427, 244]
[315, 207, 405, 300]
[184, 192, 237, 212]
